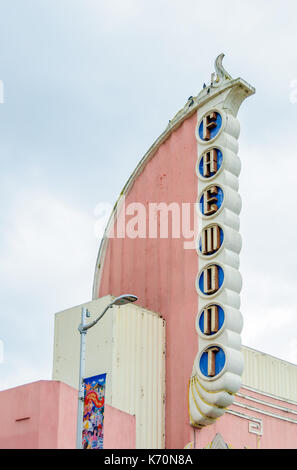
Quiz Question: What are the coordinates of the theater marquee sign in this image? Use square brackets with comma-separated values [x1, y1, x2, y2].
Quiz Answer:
[189, 55, 255, 427]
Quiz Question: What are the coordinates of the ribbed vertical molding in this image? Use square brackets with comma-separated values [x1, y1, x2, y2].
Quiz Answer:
[111, 305, 165, 448]
[189, 57, 255, 427]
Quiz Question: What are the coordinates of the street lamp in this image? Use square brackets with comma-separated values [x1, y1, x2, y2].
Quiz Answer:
[76, 294, 138, 449]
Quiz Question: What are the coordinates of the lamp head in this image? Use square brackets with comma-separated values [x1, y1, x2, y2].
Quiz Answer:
[112, 294, 138, 306]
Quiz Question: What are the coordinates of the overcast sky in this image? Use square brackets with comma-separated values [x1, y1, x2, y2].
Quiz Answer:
[0, 0, 297, 390]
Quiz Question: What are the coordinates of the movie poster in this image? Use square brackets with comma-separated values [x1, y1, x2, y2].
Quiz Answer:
[82, 373, 106, 449]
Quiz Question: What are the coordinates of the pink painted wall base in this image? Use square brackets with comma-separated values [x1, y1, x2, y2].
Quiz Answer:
[104, 405, 136, 449]
[0, 380, 77, 449]
[0, 380, 136, 449]
[1, 379, 297, 448]
[189, 386, 297, 449]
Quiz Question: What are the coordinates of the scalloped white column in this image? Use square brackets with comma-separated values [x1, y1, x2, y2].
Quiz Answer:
[189, 69, 255, 428]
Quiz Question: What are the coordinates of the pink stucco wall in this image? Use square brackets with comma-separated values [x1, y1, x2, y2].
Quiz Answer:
[1, 379, 296, 448]
[98, 115, 198, 449]
[0, 380, 77, 449]
[192, 386, 297, 449]
[0, 380, 137, 449]
[104, 405, 136, 449]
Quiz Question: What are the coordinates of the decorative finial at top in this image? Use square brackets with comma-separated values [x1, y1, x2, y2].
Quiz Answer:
[214, 53, 233, 82]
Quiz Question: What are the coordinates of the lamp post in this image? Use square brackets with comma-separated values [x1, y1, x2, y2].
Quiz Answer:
[76, 294, 138, 449]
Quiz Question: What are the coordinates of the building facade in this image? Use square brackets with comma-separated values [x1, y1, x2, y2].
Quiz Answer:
[51, 297, 297, 449]
[1, 55, 297, 449]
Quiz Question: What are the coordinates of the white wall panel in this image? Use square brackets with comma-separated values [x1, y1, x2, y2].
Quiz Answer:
[53, 295, 165, 449]
[111, 304, 165, 449]
[242, 346, 297, 403]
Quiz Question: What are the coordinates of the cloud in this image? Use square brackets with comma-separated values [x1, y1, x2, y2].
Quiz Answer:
[0, 188, 100, 390]
[239, 138, 297, 362]
[0, 190, 97, 296]
[0, 0, 297, 391]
